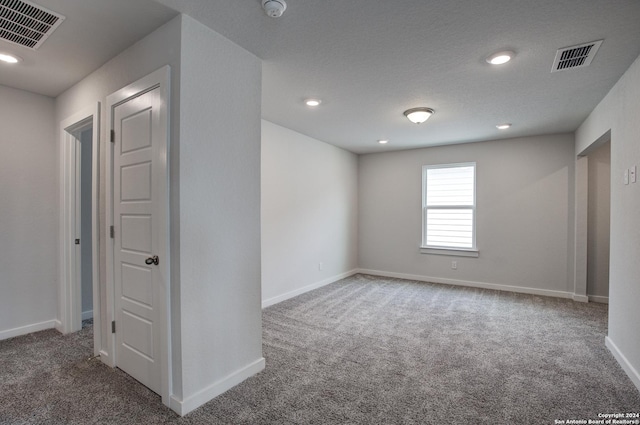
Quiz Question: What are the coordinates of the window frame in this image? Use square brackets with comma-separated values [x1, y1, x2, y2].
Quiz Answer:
[421, 162, 478, 257]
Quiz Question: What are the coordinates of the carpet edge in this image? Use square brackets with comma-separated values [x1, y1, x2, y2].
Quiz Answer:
[357, 268, 574, 299]
[262, 269, 359, 309]
[0, 319, 59, 341]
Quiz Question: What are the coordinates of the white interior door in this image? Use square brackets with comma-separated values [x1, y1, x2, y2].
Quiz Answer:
[113, 87, 164, 394]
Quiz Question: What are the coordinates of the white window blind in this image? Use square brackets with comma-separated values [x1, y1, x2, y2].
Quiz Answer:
[422, 163, 476, 250]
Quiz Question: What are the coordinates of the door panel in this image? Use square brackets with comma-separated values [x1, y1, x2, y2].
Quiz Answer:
[113, 87, 162, 394]
[121, 109, 153, 153]
[121, 263, 153, 307]
[120, 215, 152, 252]
[121, 162, 152, 201]
[121, 310, 154, 358]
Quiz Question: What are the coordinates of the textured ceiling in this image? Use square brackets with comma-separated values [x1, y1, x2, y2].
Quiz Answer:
[0, 0, 177, 97]
[1, 0, 640, 153]
[154, 0, 640, 153]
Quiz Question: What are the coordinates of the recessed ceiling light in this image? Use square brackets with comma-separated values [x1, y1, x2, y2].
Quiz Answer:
[404, 107, 435, 124]
[0, 53, 21, 64]
[305, 99, 321, 107]
[486, 51, 515, 65]
[378, 139, 389, 144]
[496, 123, 512, 130]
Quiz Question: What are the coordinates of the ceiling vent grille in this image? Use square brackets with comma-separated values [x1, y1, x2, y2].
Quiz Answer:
[551, 40, 603, 73]
[0, 0, 65, 50]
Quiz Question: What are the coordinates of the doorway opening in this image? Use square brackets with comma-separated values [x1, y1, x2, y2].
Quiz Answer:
[79, 127, 94, 320]
[59, 104, 100, 355]
[574, 130, 611, 303]
[586, 140, 611, 303]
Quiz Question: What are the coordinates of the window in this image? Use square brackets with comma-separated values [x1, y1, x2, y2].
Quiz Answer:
[422, 163, 477, 255]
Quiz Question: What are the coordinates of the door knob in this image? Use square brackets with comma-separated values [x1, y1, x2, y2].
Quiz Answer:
[145, 255, 159, 265]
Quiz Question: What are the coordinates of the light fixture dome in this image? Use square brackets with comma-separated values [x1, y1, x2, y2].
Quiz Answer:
[486, 51, 515, 65]
[404, 107, 435, 124]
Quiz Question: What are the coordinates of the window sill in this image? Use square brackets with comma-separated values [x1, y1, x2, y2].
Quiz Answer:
[420, 247, 479, 257]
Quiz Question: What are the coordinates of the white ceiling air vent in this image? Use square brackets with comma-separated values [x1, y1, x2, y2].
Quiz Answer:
[0, 0, 65, 50]
[551, 40, 603, 73]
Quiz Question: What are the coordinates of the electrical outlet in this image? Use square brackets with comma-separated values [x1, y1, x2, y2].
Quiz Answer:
[451, 261, 457, 270]
[318, 262, 323, 271]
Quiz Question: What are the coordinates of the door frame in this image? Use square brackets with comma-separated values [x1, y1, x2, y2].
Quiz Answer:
[58, 104, 100, 355]
[574, 130, 611, 303]
[105, 66, 171, 405]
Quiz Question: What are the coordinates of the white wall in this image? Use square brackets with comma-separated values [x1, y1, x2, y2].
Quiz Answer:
[587, 140, 610, 300]
[261, 120, 359, 307]
[576, 53, 640, 391]
[54, 13, 265, 414]
[0, 85, 57, 339]
[175, 16, 263, 414]
[56, 14, 265, 415]
[55, 15, 183, 358]
[359, 134, 576, 297]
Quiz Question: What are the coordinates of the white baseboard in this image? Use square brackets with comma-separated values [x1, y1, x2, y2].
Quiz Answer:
[588, 295, 609, 304]
[357, 269, 574, 300]
[170, 357, 265, 416]
[572, 294, 589, 303]
[0, 319, 58, 341]
[262, 269, 359, 308]
[606, 336, 640, 393]
[82, 310, 94, 320]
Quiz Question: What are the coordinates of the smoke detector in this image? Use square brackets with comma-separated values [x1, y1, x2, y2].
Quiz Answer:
[262, 0, 286, 18]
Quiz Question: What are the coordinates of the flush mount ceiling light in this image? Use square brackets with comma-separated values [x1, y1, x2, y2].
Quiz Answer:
[404, 107, 435, 124]
[378, 139, 389, 144]
[0, 53, 21, 64]
[305, 98, 321, 107]
[496, 123, 512, 130]
[486, 51, 515, 65]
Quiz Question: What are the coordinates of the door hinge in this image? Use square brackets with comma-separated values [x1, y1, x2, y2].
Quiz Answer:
[111, 321, 116, 333]
[110, 225, 115, 239]
[74, 239, 80, 245]
[110, 129, 115, 143]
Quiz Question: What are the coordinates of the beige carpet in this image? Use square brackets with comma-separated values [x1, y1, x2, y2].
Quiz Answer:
[1, 274, 639, 424]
